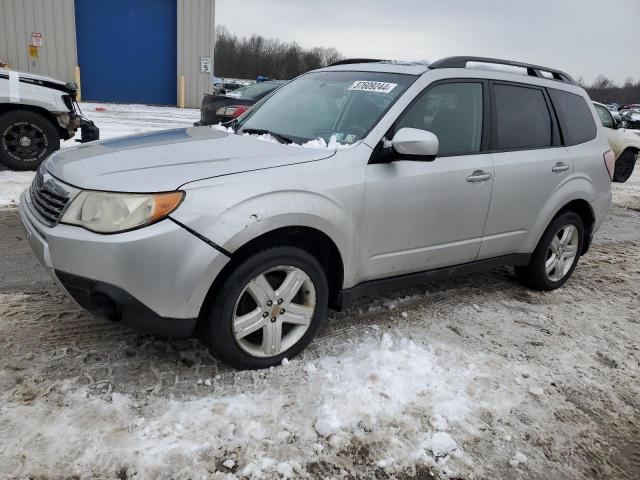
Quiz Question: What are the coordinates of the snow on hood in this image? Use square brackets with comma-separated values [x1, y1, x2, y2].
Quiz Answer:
[44, 127, 336, 192]
[213, 123, 359, 150]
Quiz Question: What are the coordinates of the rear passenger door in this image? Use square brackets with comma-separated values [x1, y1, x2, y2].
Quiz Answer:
[478, 82, 572, 259]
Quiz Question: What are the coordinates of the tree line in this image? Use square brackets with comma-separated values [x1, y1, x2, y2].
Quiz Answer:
[213, 26, 639, 106]
[214, 26, 343, 80]
[580, 75, 640, 105]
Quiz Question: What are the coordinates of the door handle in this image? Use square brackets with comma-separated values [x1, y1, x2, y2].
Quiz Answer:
[466, 170, 492, 183]
[552, 162, 570, 173]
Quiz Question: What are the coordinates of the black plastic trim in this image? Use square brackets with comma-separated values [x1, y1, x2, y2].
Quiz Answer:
[169, 217, 232, 257]
[55, 270, 197, 337]
[328, 58, 388, 66]
[338, 254, 530, 309]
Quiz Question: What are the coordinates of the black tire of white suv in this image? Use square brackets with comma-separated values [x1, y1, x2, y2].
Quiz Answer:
[204, 246, 329, 370]
[0, 110, 60, 171]
[613, 149, 637, 183]
[515, 211, 584, 291]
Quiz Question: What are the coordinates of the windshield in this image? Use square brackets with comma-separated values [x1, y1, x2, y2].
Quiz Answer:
[226, 82, 283, 100]
[235, 71, 416, 145]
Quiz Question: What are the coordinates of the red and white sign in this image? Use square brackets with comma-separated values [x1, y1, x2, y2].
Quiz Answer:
[31, 32, 43, 47]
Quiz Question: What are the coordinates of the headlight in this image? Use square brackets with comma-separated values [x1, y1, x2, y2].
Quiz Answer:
[61, 191, 185, 233]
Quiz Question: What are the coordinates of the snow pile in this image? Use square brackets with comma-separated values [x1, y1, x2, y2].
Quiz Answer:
[0, 334, 498, 478]
[0, 171, 33, 206]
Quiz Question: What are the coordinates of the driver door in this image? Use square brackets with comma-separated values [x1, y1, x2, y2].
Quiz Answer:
[359, 80, 494, 282]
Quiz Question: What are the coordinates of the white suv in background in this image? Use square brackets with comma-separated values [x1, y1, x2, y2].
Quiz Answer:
[593, 101, 639, 182]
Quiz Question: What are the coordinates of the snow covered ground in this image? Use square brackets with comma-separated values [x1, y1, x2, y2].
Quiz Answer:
[0, 104, 639, 479]
[0, 102, 200, 206]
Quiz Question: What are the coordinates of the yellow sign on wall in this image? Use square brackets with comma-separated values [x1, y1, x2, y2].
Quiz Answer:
[28, 45, 39, 58]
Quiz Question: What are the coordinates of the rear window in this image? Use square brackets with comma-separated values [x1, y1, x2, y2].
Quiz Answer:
[548, 89, 597, 145]
[494, 84, 552, 150]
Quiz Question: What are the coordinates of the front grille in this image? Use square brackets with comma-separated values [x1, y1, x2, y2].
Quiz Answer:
[29, 170, 70, 226]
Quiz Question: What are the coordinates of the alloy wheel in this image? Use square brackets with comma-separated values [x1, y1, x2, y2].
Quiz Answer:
[232, 265, 316, 358]
[3, 122, 48, 162]
[545, 224, 579, 282]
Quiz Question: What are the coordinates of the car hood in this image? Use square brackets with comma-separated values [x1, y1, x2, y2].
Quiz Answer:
[45, 127, 335, 192]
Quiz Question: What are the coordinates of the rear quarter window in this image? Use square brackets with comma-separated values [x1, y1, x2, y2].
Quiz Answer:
[548, 89, 597, 145]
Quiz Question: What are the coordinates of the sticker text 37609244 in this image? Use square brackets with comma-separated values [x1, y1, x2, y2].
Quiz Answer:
[348, 81, 398, 94]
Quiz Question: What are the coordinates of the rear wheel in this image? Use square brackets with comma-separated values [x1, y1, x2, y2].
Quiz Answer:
[203, 246, 328, 369]
[613, 149, 637, 183]
[0, 110, 60, 171]
[515, 211, 584, 291]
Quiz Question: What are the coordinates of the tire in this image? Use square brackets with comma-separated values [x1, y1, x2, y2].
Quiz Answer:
[203, 246, 329, 369]
[515, 211, 584, 291]
[613, 149, 637, 183]
[0, 110, 60, 171]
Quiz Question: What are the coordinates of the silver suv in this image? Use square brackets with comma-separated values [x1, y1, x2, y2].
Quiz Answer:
[19, 57, 613, 369]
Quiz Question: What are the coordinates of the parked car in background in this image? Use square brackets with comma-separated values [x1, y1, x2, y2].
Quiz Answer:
[0, 69, 98, 170]
[195, 80, 286, 126]
[594, 101, 639, 182]
[20, 57, 613, 369]
[221, 79, 252, 93]
[619, 106, 640, 130]
[606, 104, 622, 124]
[211, 76, 224, 94]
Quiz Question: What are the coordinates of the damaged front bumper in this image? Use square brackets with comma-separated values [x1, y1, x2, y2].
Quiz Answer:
[55, 112, 100, 143]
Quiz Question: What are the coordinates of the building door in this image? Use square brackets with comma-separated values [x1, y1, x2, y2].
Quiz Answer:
[74, 0, 177, 105]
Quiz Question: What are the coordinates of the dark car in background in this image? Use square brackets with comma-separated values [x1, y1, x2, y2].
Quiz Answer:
[195, 80, 286, 126]
[619, 105, 640, 130]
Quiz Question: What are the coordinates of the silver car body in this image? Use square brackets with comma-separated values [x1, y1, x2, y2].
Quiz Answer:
[19, 60, 613, 334]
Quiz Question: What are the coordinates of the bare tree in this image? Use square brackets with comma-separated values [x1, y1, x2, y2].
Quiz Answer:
[214, 26, 343, 80]
[584, 75, 640, 105]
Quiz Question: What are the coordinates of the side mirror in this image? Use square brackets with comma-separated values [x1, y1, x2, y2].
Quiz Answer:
[391, 128, 439, 160]
[615, 117, 623, 129]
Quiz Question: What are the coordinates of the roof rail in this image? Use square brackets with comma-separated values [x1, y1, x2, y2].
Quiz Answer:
[328, 58, 387, 67]
[429, 56, 577, 85]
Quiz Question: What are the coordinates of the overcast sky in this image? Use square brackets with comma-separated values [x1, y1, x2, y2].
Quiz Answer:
[217, 0, 639, 84]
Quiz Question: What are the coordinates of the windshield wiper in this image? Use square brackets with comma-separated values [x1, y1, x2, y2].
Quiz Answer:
[240, 128, 293, 144]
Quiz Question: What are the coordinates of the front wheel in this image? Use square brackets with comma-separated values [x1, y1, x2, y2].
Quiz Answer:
[0, 110, 60, 171]
[515, 211, 584, 291]
[203, 246, 328, 369]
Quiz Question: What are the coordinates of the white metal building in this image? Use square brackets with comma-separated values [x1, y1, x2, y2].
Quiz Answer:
[0, 0, 215, 108]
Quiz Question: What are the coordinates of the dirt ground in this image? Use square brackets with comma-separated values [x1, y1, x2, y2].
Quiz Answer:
[1, 169, 639, 479]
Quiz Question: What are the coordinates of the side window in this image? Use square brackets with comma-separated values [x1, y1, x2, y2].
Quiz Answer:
[548, 89, 597, 145]
[396, 82, 483, 156]
[595, 104, 614, 129]
[493, 84, 552, 150]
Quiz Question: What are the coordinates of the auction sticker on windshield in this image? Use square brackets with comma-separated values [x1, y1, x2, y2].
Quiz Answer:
[348, 80, 397, 94]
